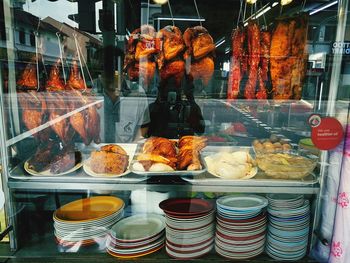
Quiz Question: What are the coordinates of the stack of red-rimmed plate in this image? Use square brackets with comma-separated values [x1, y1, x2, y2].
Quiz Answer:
[106, 214, 165, 259]
[159, 198, 215, 259]
[215, 195, 268, 260]
[53, 196, 124, 247]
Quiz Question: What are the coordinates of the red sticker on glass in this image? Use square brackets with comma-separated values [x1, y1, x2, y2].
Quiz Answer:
[311, 117, 343, 150]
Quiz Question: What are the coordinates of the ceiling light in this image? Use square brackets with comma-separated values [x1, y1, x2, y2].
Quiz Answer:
[246, 0, 257, 4]
[310, 1, 338, 15]
[152, 0, 168, 4]
[281, 0, 293, 6]
[272, 2, 279, 7]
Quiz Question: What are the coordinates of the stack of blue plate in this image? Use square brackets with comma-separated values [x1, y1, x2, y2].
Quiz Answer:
[215, 195, 268, 260]
[266, 194, 310, 261]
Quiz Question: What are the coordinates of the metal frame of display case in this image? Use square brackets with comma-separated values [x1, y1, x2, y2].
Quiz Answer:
[0, 1, 349, 262]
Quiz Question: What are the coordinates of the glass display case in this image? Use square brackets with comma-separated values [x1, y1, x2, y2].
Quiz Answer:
[0, 0, 349, 262]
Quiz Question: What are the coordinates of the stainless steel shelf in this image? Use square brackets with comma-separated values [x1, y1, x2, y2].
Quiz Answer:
[8, 179, 319, 194]
[0, 233, 316, 263]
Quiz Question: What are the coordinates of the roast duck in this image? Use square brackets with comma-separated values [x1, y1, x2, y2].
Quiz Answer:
[133, 136, 207, 172]
[183, 26, 215, 86]
[227, 14, 307, 100]
[17, 58, 101, 147]
[124, 25, 157, 86]
[157, 25, 186, 90]
[28, 141, 82, 174]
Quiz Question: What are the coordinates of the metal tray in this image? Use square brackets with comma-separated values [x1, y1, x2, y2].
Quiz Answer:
[130, 140, 207, 176]
[130, 155, 207, 176]
[182, 146, 319, 187]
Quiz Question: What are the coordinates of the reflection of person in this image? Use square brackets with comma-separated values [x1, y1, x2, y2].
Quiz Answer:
[98, 74, 150, 143]
[147, 81, 205, 139]
[115, 79, 150, 143]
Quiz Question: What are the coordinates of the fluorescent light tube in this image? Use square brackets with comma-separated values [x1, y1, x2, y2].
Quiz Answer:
[256, 6, 271, 18]
[215, 39, 226, 48]
[154, 17, 205, 21]
[310, 1, 338, 15]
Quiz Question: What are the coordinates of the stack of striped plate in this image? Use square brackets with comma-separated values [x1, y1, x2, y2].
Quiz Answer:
[159, 198, 215, 259]
[107, 214, 165, 259]
[53, 196, 124, 247]
[266, 194, 310, 261]
[215, 195, 268, 260]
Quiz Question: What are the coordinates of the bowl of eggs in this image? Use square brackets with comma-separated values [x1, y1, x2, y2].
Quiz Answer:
[252, 134, 292, 154]
[252, 135, 318, 179]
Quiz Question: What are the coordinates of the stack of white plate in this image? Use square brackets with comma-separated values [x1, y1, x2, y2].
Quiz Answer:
[266, 194, 310, 261]
[53, 196, 124, 247]
[267, 194, 305, 210]
[106, 214, 166, 259]
[215, 195, 268, 260]
[159, 198, 215, 259]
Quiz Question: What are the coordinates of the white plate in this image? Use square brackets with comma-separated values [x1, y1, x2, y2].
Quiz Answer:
[209, 166, 258, 180]
[110, 214, 165, 241]
[217, 195, 268, 211]
[83, 143, 137, 178]
[24, 158, 82, 177]
[166, 243, 213, 259]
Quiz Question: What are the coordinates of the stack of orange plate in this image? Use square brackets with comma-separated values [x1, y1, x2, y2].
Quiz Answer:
[53, 196, 124, 247]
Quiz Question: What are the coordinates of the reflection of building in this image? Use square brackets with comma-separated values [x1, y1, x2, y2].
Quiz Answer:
[43, 16, 102, 71]
[0, 6, 101, 69]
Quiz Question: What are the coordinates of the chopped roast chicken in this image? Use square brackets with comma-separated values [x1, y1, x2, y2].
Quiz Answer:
[177, 136, 207, 170]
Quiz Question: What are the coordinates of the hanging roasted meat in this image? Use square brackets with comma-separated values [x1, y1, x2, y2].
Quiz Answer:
[187, 56, 214, 86]
[184, 26, 215, 60]
[157, 26, 186, 89]
[290, 14, 308, 100]
[256, 68, 267, 99]
[270, 14, 308, 100]
[86, 97, 101, 144]
[135, 25, 157, 60]
[46, 60, 65, 91]
[256, 30, 271, 100]
[45, 92, 74, 144]
[260, 30, 271, 84]
[18, 92, 50, 141]
[124, 25, 158, 86]
[65, 60, 86, 90]
[227, 26, 245, 99]
[183, 26, 215, 87]
[17, 61, 38, 90]
[244, 20, 260, 100]
[69, 89, 90, 145]
[68, 89, 101, 145]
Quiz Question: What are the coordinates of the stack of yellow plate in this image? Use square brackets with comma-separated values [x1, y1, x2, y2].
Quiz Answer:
[53, 196, 124, 247]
